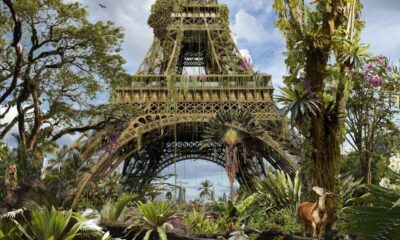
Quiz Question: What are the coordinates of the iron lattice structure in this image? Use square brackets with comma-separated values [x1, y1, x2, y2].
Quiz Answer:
[71, 0, 298, 206]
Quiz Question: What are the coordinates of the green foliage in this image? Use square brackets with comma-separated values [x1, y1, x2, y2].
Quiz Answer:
[148, 0, 175, 40]
[78, 176, 125, 210]
[2, 206, 105, 240]
[264, 209, 301, 234]
[100, 193, 137, 223]
[337, 174, 363, 208]
[128, 200, 175, 240]
[255, 170, 302, 218]
[345, 57, 400, 184]
[0, 213, 21, 240]
[0, 0, 126, 159]
[276, 86, 319, 127]
[183, 210, 219, 234]
[339, 185, 400, 239]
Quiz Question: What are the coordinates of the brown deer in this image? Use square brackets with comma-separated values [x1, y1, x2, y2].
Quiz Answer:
[298, 186, 334, 239]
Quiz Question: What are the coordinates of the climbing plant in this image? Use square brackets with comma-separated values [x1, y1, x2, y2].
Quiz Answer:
[273, 0, 366, 194]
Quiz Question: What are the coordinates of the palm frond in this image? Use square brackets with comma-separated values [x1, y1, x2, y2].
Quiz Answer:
[339, 185, 400, 239]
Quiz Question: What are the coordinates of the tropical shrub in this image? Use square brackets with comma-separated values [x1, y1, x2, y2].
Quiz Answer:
[2, 206, 106, 240]
[128, 200, 176, 240]
[183, 210, 219, 234]
[78, 175, 125, 210]
[0, 211, 21, 240]
[100, 193, 137, 223]
[264, 209, 301, 234]
[339, 185, 400, 239]
[255, 170, 302, 218]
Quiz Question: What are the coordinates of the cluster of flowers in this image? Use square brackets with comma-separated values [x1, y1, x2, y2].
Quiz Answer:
[364, 55, 393, 88]
[379, 153, 400, 189]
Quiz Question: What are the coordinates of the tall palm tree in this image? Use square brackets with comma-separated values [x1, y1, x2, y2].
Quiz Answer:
[198, 180, 214, 201]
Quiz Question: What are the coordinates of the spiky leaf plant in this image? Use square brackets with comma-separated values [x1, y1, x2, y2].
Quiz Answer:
[339, 185, 400, 240]
[2, 206, 105, 240]
[204, 109, 263, 197]
[255, 170, 302, 218]
[100, 193, 137, 223]
[128, 200, 176, 240]
[276, 86, 320, 127]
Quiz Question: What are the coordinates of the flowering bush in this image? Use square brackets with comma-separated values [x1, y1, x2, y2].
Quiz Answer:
[389, 153, 400, 174]
[363, 55, 393, 87]
[379, 153, 400, 191]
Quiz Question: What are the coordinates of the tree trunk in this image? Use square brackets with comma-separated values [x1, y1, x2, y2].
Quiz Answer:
[361, 153, 372, 184]
[306, 49, 338, 192]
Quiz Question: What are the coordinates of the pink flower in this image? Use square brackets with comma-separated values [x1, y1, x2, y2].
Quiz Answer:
[386, 65, 393, 73]
[368, 75, 383, 87]
[240, 57, 252, 71]
[377, 55, 386, 65]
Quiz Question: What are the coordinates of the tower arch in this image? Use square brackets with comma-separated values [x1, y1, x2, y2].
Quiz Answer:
[70, 0, 299, 208]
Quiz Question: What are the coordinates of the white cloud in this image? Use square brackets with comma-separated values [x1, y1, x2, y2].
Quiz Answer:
[231, 10, 269, 43]
[361, 0, 400, 62]
[69, 0, 155, 73]
[239, 49, 252, 61]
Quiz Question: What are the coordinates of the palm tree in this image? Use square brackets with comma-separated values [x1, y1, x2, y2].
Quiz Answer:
[198, 180, 214, 201]
[203, 109, 263, 197]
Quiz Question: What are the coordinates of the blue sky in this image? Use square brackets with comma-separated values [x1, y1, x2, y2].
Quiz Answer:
[3, 0, 400, 200]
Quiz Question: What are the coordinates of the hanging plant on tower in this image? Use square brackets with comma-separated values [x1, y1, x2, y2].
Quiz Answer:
[203, 109, 263, 197]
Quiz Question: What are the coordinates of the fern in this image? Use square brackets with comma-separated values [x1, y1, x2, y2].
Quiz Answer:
[339, 185, 400, 239]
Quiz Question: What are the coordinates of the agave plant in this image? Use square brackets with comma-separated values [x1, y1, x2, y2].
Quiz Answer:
[339, 185, 400, 239]
[255, 170, 302, 218]
[203, 109, 263, 197]
[128, 200, 176, 240]
[100, 193, 137, 223]
[3, 206, 105, 240]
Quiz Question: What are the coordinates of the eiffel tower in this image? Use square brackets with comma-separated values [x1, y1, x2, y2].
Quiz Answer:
[71, 0, 298, 206]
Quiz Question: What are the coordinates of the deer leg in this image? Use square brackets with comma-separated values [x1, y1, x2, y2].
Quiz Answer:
[319, 223, 326, 238]
[301, 222, 306, 237]
[311, 222, 317, 239]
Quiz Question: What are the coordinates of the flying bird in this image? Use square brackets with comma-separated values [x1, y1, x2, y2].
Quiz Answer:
[98, 3, 107, 8]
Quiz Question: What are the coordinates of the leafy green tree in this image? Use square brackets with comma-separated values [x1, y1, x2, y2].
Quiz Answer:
[0, 0, 125, 160]
[273, 0, 366, 192]
[345, 58, 400, 184]
[198, 180, 214, 201]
